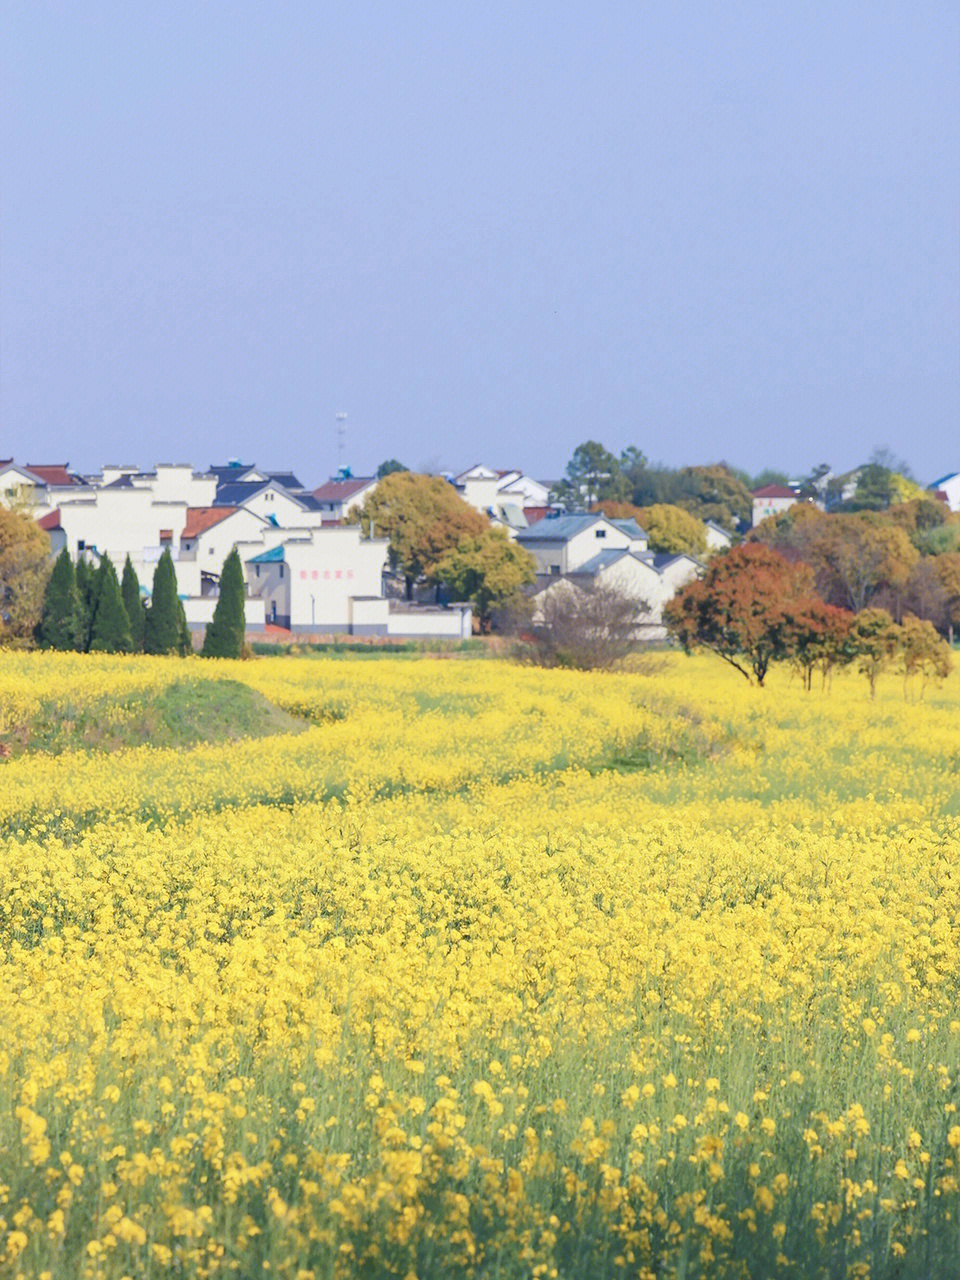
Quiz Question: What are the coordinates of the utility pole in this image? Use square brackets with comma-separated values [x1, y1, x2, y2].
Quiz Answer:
[335, 412, 348, 475]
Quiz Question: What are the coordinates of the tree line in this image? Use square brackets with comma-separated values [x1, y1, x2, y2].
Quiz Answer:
[36, 544, 248, 659]
[666, 543, 953, 697]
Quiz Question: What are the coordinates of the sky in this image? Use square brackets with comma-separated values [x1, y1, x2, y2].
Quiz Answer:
[1, 1, 957, 487]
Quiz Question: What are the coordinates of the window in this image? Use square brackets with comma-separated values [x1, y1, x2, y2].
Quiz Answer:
[77, 540, 85, 552]
[255, 565, 260, 578]
[279, 564, 284, 578]
[550, 564, 560, 575]
[595, 528, 606, 538]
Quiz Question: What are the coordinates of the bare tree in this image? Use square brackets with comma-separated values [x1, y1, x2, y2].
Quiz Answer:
[522, 580, 646, 669]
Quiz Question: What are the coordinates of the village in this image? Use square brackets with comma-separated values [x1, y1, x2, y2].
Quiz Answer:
[1, 455, 958, 646]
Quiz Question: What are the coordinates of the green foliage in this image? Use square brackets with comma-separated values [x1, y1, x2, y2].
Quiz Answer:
[848, 607, 900, 698]
[74, 558, 99, 652]
[121, 556, 145, 651]
[144, 550, 184, 655]
[37, 550, 82, 651]
[202, 547, 246, 658]
[89, 554, 133, 654]
[557, 441, 629, 507]
[436, 528, 537, 629]
[350, 471, 489, 597]
[674, 465, 752, 530]
[636, 504, 707, 555]
[376, 459, 408, 478]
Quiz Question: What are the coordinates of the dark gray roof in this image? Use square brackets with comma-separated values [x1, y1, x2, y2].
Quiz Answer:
[516, 512, 647, 543]
[567, 549, 635, 575]
[208, 463, 257, 485]
[516, 513, 603, 542]
[266, 471, 304, 491]
[610, 517, 648, 539]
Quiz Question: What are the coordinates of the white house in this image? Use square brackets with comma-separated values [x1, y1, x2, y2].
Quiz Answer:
[751, 484, 798, 527]
[311, 472, 378, 521]
[930, 472, 960, 513]
[455, 465, 551, 515]
[246, 527, 389, 632]
[704, 520, 733, 551]
[533, 548, 700, 640]
[515, 513, 649, 577]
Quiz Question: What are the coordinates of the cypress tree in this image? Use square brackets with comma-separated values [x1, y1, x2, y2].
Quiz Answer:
[201, 547, 246, 658]
[90, 554, 133, 653]
[121, 555, 146, 651]
[144, 549, 182, 655]
[74, 557, 99, 652]
[177, 596, 193, 656]
[37, 549, 82, 650]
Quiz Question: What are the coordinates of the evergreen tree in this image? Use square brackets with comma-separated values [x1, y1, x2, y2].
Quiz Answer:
[37, 549, 82, 650]
[121, 555, 146, 651]
[144, 549, 182, 655]
[201, 547, 246, 657]
[90, 554, 133, 653]
[74, 556, 99, 652]
[177, 596, 193, 656]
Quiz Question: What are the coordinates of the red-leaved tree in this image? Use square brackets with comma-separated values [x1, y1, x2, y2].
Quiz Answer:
[664, 544, 816, 685]
[781, 597, 854, 691]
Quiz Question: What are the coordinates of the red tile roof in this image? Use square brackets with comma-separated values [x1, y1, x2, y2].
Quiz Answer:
[312, 476, 375, 502]
[523, 506, 554, 525]
[751, 484, 797, 499]
[26, 464, 79, 486]
[182, 506, 238, 539]
[37, 508, 62, 531]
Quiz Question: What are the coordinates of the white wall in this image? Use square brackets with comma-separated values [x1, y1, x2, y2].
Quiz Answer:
[388, 605, 472, 638]
[247, 528, 389, 630]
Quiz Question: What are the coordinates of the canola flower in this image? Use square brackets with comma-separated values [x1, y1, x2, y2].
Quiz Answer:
[0, 650, 959, 1278]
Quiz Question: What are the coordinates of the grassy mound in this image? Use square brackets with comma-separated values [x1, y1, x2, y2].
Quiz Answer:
[1, 678, 305, 758]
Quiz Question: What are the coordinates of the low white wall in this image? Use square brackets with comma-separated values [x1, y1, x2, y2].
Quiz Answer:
[387, 605, 472, 639]
[183, 596, 266, 630]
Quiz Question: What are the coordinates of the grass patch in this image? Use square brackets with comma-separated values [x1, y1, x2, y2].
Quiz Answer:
[1, 679, 306, 759]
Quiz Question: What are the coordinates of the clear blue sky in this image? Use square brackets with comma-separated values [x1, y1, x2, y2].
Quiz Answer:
[2, 1, 957, 486]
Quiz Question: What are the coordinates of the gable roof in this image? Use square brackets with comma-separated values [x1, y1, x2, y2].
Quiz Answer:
[266, 471, 305, 491]
[0, 462, 48, 486]
[516, 512, 648, 543]
[311, 475, 375, 502]
[26, 464, 82, 487]
[516, 513, 604, 542]
[215, 479, 307, 508]
[610, 517, 648, 539]
[182, 506, 239, 539]
[752, 484, 797, 499]
[567, 549, 638, 575]
[931, 472, 960, 488]
[37, 508, 62, 531]
[207, 463, 259, 485]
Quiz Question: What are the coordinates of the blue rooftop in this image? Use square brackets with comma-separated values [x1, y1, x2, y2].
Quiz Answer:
[247, 545, 285, 564]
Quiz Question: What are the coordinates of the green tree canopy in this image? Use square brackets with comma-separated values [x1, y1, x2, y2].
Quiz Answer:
[74, 557, 99, 652]
[90, 554, 134, 653]
[349, 471, 489, 598]
[37, 549, 82, 650]
[376, 459, 408, 478]
[437, 528, 537, 630]
[121, 555, 146, 651]
[144, 549, 183, 655]
[202, 547, 246, 658]
[557, 441, 629, 508]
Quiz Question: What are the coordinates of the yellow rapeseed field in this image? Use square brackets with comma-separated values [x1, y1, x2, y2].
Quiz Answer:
[1, 649, 959, 1278]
